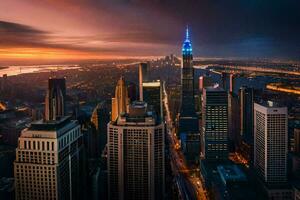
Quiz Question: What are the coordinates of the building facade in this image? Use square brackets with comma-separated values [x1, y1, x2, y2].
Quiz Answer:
[142, 80, 163, 120]
[107, 102, 165, 200]
[228, 93, 240, 152]
[294, 128, 300, 154]
[240, 86, 254, 144]
[139, 62, 150, 101]
[201, 87, 228, 161]
[90, 102, 110, 157]
[254, 102, 288, 185]
[127, 82, 138, 102]
[14, 116, 85, 200]
[239, 86, 254, 164]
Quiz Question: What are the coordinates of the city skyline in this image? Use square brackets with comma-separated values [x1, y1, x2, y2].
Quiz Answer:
[1, 2, 300, 199]
[1, 0, 300, 64]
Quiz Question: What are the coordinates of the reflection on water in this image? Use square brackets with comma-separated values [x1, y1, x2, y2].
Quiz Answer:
[0, 65, 80, 77]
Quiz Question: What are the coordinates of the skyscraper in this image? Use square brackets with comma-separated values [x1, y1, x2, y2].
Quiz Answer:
[229, 74, 235, 93]
[228, 92, 240, 152]
[178, 27, 198, 134]
[221, 72, 229, 91]
[107, 101, 165, 200]
[14, 116, 85, 200]
[111, 77, 129, 122]
[142, 80, 163, 120]
[0, 74, 8, 95]
[127, 82, 138, 102]
[138, 62, 150, 101]
[45, 78, 66, 121]
[294, 128, 300, 154]
[199, 75, 214, 92]
[90, 102, 110, 157]
[291, 128, 300, 180]
[201, 87, 228, 161]
[254, 101, 288, 184]
[198, 75, 214, 119]
[239, 86, 254, 163]
[240, 86, 254, 143]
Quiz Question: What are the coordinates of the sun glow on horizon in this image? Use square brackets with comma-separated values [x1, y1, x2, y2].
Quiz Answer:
[0, 48, 165, 64]
[0, 48, 106, 60]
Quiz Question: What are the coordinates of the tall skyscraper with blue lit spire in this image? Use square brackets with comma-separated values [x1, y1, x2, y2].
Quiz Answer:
[179, 27, 198, 135]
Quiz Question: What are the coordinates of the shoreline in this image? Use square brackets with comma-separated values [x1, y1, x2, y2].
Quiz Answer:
[0, 66, 9, 70]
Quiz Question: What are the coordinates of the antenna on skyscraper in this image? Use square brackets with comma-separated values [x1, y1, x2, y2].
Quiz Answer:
[186, 25, 189, 40]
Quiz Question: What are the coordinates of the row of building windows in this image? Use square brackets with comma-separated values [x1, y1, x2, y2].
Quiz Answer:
[23, 140, 55, 151]
[58, 127, 81, 150]
[16, 151, 56, 164]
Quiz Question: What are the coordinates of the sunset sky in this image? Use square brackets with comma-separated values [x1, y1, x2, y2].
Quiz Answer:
[0, 0, 299, 64]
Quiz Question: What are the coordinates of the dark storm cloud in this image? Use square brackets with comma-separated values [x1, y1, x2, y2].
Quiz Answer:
[0, 20, 47, 35]
[0, 20, 49, 47]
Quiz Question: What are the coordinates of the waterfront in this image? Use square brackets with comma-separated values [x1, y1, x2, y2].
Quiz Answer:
[0, 64, 80, 76]
[195, 68, 285, 94]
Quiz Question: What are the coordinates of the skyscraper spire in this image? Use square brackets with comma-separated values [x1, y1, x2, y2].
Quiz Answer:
[186, 25, 189, 41]
[111, 76, 129, 122]
[182, 26, 192, 55]
[45, 78, 66, 121]
[179, 26, 198, 135]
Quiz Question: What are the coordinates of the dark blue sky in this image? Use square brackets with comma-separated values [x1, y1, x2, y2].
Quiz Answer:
[161, 0, 300, 59]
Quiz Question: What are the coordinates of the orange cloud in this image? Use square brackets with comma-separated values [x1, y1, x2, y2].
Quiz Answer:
[0, 20, 176, 64]
[0, 47, 111, 60]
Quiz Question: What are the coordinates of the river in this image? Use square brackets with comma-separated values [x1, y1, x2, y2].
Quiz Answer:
[0, 64, 80, 77]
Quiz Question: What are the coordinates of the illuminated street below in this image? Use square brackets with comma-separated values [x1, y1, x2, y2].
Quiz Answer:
[163, 82, 207, 200]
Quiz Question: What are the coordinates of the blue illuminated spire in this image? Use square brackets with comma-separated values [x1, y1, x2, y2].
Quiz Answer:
[182, 25, 192, 55]
[186, 25, 190, 41]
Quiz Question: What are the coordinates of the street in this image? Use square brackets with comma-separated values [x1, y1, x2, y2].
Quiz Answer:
[163, 82, 207, 200]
